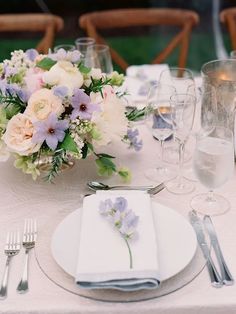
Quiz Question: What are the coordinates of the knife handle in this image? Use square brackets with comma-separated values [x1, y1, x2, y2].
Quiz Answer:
[213, 243, 234, 285]
[206, 256, 223, 288]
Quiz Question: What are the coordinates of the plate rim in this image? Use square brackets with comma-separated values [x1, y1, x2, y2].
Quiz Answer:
[51, 201, 197, 282]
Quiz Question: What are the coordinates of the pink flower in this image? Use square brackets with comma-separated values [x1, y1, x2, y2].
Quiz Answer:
[24, 68, 44, 94]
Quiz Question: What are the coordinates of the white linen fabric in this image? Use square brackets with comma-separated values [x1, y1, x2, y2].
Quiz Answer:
[75, 191, 160, 290]
[0, 76, 236, 313]
[120, 64, 169, 106]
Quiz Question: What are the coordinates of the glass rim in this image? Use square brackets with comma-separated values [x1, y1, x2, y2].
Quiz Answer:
[201, 59, 236, 82]
[160, 67, 194, 79]
[54, 44, 76, 51]
[75, 37, 96, 45]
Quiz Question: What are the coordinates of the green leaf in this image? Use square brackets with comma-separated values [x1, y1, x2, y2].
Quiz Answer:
[36, 58, 57, 70]
[96, 153, 115, 159]
[95, 158, 116, 176]
[60, 134, 78, 153]
[87, 142, 94, 152]
[78, 63, 91, 74]
[81, 143, 88, 159]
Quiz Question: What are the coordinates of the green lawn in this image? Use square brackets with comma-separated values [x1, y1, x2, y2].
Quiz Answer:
[0, 32, 230, 73]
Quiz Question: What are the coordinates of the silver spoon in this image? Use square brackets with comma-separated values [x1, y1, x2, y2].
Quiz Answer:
[87, 181, 160, 192]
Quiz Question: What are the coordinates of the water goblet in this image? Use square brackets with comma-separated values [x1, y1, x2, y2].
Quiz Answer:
[191, 126, 234, 216]
[144, 83, 177, 183]
[75, 37, 96, 65]
[54, 44, 76, 52]
[85, 44, 113, 74]
[159, 67, 196, 164]
[163, 93, 197, 194]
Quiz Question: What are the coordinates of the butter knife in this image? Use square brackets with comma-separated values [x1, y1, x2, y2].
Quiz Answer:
[189, 210, 223, 288]
[203, 215, 234, 286]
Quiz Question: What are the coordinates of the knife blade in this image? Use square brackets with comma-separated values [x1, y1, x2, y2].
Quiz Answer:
[189, 210, 223, 287]
[203, 215, 234, 286]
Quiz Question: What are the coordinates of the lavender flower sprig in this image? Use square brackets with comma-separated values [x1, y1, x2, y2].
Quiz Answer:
[99, 197, 139, 269]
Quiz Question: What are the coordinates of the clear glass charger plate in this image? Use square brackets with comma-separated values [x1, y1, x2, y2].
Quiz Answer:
[34, 208, 207, 303]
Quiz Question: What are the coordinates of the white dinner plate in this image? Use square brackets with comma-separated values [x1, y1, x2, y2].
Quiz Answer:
[51, 201, 197, 282]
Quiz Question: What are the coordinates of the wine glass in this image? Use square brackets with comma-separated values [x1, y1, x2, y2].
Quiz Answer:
[75, 37, 95, 65]
[84, 44, 113, 74]
[191, 126, 234, 216]
[159, 67, 196, 164]
[163, 93, 197, 194]
[54, 44, 76, 52]
[159, 67, 196, 95]
[144, 83, 177, 183]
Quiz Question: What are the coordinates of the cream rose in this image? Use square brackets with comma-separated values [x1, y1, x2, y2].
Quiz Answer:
[91, 86, 127, 146]
[42, 60, 83, 95]
[3, 113, 40, 156]
[25, 88, 64, 121]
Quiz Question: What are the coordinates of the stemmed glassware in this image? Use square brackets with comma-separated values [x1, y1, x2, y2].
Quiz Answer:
[161, 93, 197, 194]
[191, 126, 234, 216]
[159, 67, 196, 164]
[159, 67, 196, 95]
[85, 44, 113, 74]
[144, 83, 177, 183]
[75, 37, 95, 66]
[54, 44, 76, 52]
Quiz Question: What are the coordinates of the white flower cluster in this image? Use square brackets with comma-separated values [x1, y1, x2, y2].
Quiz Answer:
[3, 50, 34, 80]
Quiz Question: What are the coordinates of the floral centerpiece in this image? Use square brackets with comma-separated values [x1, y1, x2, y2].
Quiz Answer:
[0, 49, 143, 181]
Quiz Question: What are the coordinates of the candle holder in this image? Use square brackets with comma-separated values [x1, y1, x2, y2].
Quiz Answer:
[201, 60, 236, 155]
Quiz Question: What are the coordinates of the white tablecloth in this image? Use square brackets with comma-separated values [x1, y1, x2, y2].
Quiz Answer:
[0, 122, 236, 313]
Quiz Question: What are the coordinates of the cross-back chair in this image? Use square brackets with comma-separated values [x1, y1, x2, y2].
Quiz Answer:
[79, 8, 199, 71]
[0, 14, 64, 54]
[220, 7, 236, 51]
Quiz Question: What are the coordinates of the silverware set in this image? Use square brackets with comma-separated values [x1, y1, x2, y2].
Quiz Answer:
[0, 219, 37, 299]
[87, 181, 165, 195]
[189, 210, 234, 288]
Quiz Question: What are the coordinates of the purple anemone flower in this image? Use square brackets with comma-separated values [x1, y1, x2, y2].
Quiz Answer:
[71, 89, 100, 120]
[25, 49, 39, 62]
[32, 113, 69, 150]
[53, 85, 69, 99]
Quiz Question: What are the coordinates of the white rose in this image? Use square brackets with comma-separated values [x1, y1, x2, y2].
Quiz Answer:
[91, 86, 127, 146]
[42, 61, 83, 95]
[25, 88, 64, 121]
[3, 113, 40, 156]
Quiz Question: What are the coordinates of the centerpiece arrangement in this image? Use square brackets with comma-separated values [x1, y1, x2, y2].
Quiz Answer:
[0, 49, 143, 182]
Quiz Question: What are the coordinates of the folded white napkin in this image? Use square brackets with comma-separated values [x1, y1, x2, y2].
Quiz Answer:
[119, 64, 169, 107]
[75, 191, 160, 291]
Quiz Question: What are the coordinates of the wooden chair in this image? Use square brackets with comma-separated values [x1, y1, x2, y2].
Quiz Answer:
[79, 8, 199, 71]
[220, 8, 236, 50]
[0, 14, 64, 54]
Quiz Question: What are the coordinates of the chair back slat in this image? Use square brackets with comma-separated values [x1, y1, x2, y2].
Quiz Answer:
[79, 8, 199, 71]
[0, 14, 64, 54]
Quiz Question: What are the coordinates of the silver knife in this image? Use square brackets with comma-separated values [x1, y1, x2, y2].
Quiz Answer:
[189, 210, 223, 288]
[203, 215, 234, 286]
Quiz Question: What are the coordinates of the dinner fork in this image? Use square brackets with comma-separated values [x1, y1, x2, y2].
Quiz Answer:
[0, 231, 21, 299]
[17, 219, 37, 293]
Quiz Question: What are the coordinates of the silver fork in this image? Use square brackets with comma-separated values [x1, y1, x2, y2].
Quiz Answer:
[0, 231, 21, 299]
[17, 219, 37, 293]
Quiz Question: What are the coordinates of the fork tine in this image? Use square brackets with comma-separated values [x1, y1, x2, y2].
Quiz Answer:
[23, 219, 27, 242]
[5, 232, 10, 250]
[33, 219, 37, 242]
[17, 231, 21, 250]
[9, 232, 13, 250]
[30, 219, 33, 242]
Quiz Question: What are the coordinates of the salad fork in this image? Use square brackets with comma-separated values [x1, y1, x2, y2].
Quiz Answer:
[0, 231, 21, 299]
[17, 219, 37, 293]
